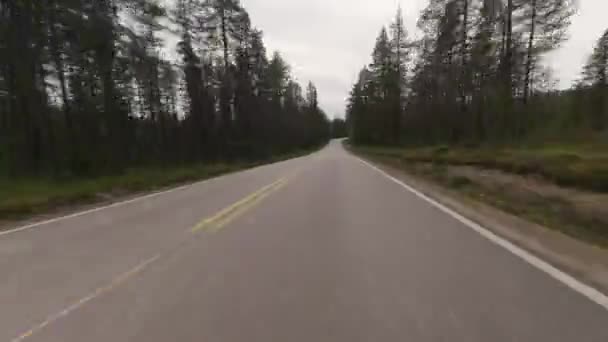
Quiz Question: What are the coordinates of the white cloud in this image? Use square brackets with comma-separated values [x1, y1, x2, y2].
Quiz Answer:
[243, 0, 428, 118]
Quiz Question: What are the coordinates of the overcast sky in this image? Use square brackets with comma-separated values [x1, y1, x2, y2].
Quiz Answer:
[241, 0, 608, 118]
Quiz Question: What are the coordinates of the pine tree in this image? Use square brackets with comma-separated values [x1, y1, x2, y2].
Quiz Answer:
[306, 82, 319, 110]
[203, 0, 246, 143]
[502, 0, 515, 95]
[0, 0, 329, 178]
[368, 27, 395, 144]
[346, 67, 373, 144]
[233, 13, 257, 145]
[522, 0, 575, 102]
[1, 0, 48, 174]
[389, 7, 411, 144]
[580, 28, 608, 130]
[582, 29, 608, 87]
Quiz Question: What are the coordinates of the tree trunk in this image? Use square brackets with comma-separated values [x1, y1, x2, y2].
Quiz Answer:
[220, 7, 230, 70]
[503, 0, 514, 95]
[523, 0, 537, 104]
[100, 44, 126, 171]
[219, 6, 232, 146]
[601, 48, 608, 85]
[48, 0, 76, 169]
[460, 0, 469, 127]
[394, 21, 402, 144]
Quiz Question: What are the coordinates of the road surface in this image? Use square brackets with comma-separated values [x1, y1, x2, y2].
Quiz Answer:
[1, 141, 607, 341]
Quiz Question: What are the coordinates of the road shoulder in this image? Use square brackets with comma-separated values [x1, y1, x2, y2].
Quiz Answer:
[352, 150, 608, 297]
[0, 148, 321, 234]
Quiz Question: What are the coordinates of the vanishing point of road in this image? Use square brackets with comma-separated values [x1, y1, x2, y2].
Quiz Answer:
[1, 141, 607, 341]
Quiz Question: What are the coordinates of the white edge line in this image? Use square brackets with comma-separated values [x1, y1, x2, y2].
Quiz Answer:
[354, 156, 608, 311]
[0, 152, 316, 238]
[0, 181, 198, 237]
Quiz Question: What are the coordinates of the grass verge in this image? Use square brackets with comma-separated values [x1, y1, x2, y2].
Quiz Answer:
[351, 144, 608, 248]
[355, 144, 608, 193]
[0, 147, 319, 221]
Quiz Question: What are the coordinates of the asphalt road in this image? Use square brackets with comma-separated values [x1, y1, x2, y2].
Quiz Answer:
[1, 141, 608, 342]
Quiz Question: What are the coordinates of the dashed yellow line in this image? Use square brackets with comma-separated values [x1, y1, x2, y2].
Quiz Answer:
[191, 177, 289, 234]
[10, 174, 298, 342]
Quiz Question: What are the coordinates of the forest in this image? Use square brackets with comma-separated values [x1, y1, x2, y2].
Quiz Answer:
[346, 0, 607, 147]
[0, 0, 331, 179]
[346, 0, 608, 245]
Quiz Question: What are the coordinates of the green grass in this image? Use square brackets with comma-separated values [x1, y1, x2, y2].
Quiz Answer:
[351, 144, 608, 247]
[446, 174, 608, 248]
[0, 148, 319, 221]
[355, 144, 608, 193]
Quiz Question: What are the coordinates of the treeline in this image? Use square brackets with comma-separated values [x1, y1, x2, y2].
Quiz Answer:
[0, 0, 330, 178]
[330, 118, 348, 139]
[347, 0, 608, 146]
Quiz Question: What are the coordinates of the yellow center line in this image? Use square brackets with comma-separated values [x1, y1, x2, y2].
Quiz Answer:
[11, 172, 300, 342]
[207, 179, 289, 233]
[191, 177, 290, 234]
